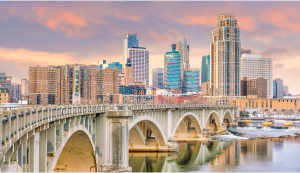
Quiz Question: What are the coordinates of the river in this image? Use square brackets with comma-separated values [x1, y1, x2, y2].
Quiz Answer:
[129, 132, 300, 172]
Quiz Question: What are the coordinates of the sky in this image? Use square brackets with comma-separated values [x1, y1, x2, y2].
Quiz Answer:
[1, 1, 300, 94]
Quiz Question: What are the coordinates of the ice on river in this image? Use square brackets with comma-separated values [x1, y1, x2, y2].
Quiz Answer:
[227, 126, 300, 138]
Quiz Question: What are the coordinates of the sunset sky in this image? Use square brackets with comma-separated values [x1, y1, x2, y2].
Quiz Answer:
[1, 1, 300, 94]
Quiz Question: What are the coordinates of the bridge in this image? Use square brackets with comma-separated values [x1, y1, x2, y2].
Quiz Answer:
[0, 104, 239, 172]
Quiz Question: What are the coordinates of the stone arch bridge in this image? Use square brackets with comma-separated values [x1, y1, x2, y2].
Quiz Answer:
[0, 104, 239, 172]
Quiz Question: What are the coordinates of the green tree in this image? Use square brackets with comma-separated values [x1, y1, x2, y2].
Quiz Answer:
[252, 111, 257, 117]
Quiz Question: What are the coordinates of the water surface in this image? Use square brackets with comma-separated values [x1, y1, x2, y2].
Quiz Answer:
[129, 138, 300, 172]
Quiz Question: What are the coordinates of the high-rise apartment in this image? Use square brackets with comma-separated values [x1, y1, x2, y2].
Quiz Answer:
[182, 68, 200, 93]
[201, 55, 210, 84]
[210, 13, 241, 96]
[273, 78, 283, 98]
[123, 33, 138, 65]
[164, 51, 181, 90]
[127, 47, 149, 85]
[28, 64, 119, 105]
[152, 68, 164, 89]
[241, 54, 273, 98]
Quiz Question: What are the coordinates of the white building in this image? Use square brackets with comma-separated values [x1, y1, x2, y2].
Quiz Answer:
[241, 54, 273, 98]
[284, 85, 289, 96]
[127, 47, 149, 85]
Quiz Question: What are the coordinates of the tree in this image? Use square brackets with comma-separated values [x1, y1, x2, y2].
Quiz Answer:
[253, 111, 257, 118]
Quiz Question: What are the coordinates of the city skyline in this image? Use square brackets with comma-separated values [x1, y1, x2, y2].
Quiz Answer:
[1, 2, 300, 94]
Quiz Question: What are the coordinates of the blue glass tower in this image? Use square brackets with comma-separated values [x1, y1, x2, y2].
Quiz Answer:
[183, 69, 200, 93]
[201, 55, 210, 84]
[123, 33, 138, 64]
[164, 51, 181, 90]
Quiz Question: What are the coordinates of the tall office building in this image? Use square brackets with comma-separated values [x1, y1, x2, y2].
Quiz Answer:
[241, 54, 273, 98]
[201, 55, 210, 84]
[170, 38, 190, 90]
[152, 68, 164, 89]
[273, 78, 283, 98]
[182, 68, 200, 93]
[164, 51, 181, 90]
[123, 33, 138, 65]
[126, 47, 149, 85]
[11, 83, 21, 103]
[210, 13, 241, 96]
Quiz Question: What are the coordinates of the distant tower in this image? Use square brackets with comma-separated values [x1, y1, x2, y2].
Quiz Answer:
[164, 51, 181, 90]
[123, 33, 138, 65]
[210, 13, 241, 96]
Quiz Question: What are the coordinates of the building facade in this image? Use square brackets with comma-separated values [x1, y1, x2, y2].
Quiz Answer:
[0, 87, 10, 104]
[240, 77, 268, 98]
[11, 83, 21, 103]
[284, 85, 289, 96]
[127, 47, 149, 85]
[210, 13, 241, 96]
[123, 33, 138, 65]
[182, 68, 200, 93]
[201, 55, 210, 84]
[0, 73, 12, 102]
[202, 82, 211, 96]
[164, 51, 181, 90]
[28, 64, 119, 105]
[21, 79, 29, 99]
[273, 78, 283, 98]
[152, 68, 164, 89]
[241, 54, 273, 98]
[240, 48, 251, 55]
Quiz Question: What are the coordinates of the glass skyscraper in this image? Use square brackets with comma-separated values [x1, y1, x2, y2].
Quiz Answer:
[152, 68, 164, 89]
[183, 68, 200, 93]
[201, 55, 210, 84]
[164, 51, 181, 90]
[123, 33, 138, 65]
[210, 13, 240, 96]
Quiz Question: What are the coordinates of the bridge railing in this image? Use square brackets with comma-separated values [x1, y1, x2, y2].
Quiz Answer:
[0, 104, 109, 157]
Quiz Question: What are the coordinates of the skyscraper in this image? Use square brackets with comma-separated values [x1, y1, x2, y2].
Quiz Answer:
[201, 55, 210, 84]
[152, 68, 164, 89]
[210, 13, 241, 96]
[241, 54, 273, 98]
[284, 85, 289, 96]
[127, 47, 149, 85]
[11, 83, 21, 103]
[273, 78, 283, 98]
[164, 51, 181, 90]
[182, 68, 200, 93]
[123, 33, 138, 65]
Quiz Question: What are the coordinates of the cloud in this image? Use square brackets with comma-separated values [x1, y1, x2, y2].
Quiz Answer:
[261, 46, 287, 57]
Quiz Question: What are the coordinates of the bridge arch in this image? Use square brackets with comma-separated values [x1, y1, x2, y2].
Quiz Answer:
[129, 115, 168, 151]
[48, 126, 97, 172]
[171, 112, 203, 140]
[223, 109, 233, 127]
[205, 110, 222, 134]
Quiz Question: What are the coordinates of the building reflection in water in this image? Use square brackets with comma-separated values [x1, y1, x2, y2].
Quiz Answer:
[129, 139, 274, 172]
